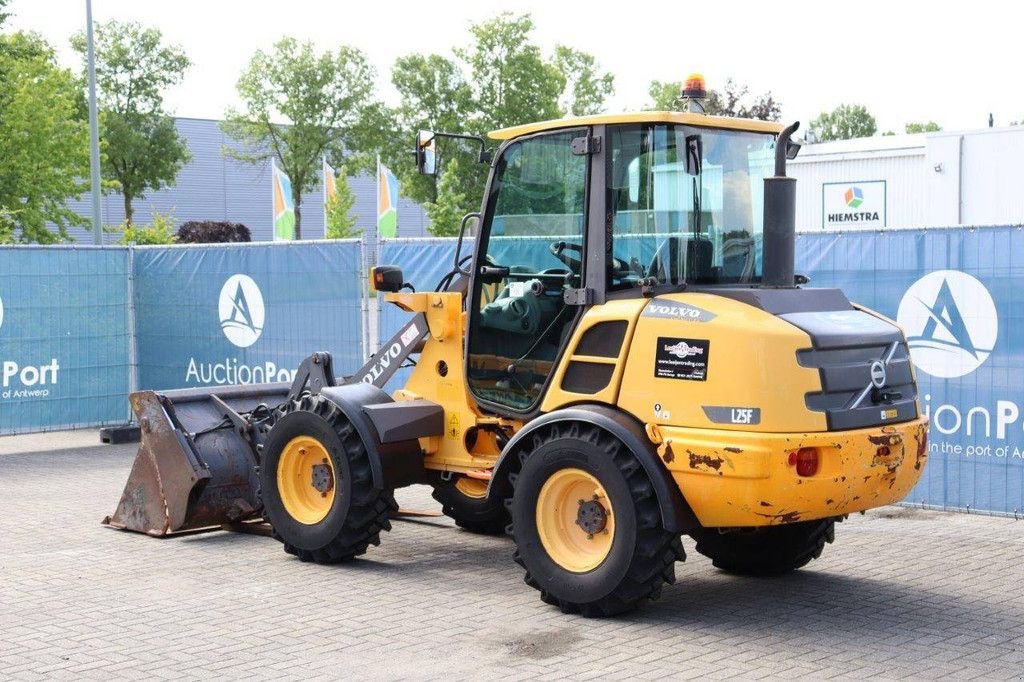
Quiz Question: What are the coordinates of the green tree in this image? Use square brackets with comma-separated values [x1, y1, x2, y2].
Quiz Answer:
[0, 209, 14, 244]
[810, 104, 877, 141]
[386, 12, 614, 228]
[425, 156, 469, 237]
[553, 46, 614, 116]
[223, 38, 381, 239]
[904, 121, 941, 134]
[324, 170, 359, 239]
[71, 21, 191, 224]
[0, 32, 90, 243]
[647, 78, 781, 121]
[389, 53, 472, 206]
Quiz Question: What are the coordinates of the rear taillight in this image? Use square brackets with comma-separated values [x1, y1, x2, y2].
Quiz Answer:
[788, 447, 819, 477]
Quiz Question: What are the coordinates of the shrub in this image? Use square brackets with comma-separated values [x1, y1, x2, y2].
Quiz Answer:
[176, 220, 251, 243]
[111, 209, 178, 245]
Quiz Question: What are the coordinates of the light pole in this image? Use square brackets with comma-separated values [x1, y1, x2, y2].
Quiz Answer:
[85, 0, 102, 244]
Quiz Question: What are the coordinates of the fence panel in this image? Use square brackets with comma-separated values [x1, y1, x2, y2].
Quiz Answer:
[132, 240, 366, 391]
[0, 246, 131, 434]
[798, 226, 1024, 515]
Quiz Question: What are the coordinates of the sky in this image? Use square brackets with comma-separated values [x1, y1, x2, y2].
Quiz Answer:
[6, 0, 1023, 134]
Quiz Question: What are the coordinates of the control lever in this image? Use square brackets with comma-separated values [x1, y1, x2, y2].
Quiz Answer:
[479, 265, 510, 284]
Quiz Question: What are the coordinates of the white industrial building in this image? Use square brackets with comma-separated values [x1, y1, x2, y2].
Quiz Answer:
[790, 126, 1024, 231]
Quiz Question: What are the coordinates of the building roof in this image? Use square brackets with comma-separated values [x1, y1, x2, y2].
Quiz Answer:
[488, 111, 786, 140]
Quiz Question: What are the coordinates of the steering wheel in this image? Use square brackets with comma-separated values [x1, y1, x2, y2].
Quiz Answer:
[549, 240, 632, 278]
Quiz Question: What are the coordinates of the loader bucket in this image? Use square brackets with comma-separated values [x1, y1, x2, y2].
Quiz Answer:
[103, 383, 290, 536]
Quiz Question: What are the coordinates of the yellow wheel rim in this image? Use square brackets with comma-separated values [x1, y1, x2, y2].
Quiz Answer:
[277, 435, 337, 525]
[454, 476, 488, 499]
[535, 468, 615, 573]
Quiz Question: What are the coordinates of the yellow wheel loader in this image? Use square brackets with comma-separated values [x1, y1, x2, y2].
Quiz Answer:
[106, 77, 929, 616]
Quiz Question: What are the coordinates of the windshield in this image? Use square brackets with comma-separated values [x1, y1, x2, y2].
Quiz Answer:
[607, 124, 776, 289]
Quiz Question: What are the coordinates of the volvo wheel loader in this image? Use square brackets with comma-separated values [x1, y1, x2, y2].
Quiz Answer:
[106, 76, 929, 616]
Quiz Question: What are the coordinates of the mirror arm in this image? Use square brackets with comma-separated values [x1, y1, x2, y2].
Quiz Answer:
[431, 131, 494, 164]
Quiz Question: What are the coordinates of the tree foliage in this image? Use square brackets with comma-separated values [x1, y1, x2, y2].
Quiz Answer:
[71, 21, 191, 224]
[325, 170, 359, 239]
[810, 104, 877, 141]
[223, 38, 381, 239]
[905, 121, 941, 134]
[111, 209, 177, 245]
[176, 220, 251, 243]
[386, 12, 614, 230]
[425, 156, 469, 237]
[647, 78, 781, 121]
[0, 32, 90, 243]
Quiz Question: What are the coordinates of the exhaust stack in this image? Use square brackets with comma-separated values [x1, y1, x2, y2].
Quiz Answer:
[762, 121, 800, 288]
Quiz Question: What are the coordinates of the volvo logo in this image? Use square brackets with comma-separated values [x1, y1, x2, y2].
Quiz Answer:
[869, 360, 887, 388]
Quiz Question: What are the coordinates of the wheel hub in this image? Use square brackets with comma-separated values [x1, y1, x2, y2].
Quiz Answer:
[277, 435, 337, 525]
[575, 498, 608, 536]
[535, 468, 616, 573]
[311, 460, 334, 495]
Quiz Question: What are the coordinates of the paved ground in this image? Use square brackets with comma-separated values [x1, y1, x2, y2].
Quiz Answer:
[2, 436, 1023, 680]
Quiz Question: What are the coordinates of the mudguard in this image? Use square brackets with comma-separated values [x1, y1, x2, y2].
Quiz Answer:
[318, 384, 438, 489]
[489, 404, 700, 533]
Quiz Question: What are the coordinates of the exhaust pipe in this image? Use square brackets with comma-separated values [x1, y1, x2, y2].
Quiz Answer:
[762, 121, 800, 288]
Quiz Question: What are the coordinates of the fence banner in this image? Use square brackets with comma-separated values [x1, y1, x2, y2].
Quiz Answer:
[798, 226, 1023, 515]
[0, 247, 131, 434]
[133, 240, 366, 392]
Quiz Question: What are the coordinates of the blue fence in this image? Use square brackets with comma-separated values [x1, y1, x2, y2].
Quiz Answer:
[0, 240, 366, 435]
[797, 226, 1024, 516]
[4, 230, 1023, 515]
[380, 229, 1024, 515]
[0, 247, 131, 433]
[134, 241, 366, 391]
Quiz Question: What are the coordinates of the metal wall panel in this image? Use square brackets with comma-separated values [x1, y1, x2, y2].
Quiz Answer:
[61, 118, 431, 243]
[790, 149, 927, 230]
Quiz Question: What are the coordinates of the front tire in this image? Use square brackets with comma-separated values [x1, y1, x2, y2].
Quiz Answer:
[690, 519, 836, 576]
[509, 422, 684, 617]
[431, 476, 509, 535]
[260, 394, 397, 563]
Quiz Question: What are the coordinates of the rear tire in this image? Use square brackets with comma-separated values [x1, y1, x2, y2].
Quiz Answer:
[431, 476, 508, 535]
[261, 394, 397, 563]
[509, 422, 684, 617]
[690, 519, 836, 576]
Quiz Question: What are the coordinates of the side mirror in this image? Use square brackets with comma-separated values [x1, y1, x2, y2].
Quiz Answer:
[415, 130, 437, 176]
[370, 265, 405, 293]
[685, 134, 702, 176]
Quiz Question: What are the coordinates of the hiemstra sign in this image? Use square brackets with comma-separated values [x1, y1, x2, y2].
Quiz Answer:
[822, 180, 886, 228]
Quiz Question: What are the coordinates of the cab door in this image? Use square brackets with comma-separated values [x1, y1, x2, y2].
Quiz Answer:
[466, 129, 591, 412]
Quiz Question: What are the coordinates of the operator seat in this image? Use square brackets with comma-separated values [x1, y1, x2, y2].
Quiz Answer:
[648, 236, 714, 285]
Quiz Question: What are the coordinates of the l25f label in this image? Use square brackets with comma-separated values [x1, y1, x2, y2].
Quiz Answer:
[655, 337, 710, 381]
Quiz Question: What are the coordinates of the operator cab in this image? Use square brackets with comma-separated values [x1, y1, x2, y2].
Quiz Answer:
[413, 86, 794, 415]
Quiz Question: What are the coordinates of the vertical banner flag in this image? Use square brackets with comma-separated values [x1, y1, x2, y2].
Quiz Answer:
[323, 157, 337, 230]
[376, 156, 399, 238]
[323, 157, 338, 203]
[272, 158, 296, 241]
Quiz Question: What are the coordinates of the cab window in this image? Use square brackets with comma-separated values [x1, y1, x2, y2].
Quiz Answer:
[606, 124, 776, 290]
[467, 130, 588, 411]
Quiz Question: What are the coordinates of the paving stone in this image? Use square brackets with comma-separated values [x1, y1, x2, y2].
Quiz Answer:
[1, 444, 1022, 679]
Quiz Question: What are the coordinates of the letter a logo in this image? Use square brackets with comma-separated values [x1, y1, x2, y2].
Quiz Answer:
[897, 271, 997, 378]
[218, 274, 265, 348]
